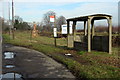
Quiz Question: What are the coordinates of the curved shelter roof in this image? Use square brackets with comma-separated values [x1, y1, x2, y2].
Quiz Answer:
[67, 14, 112, 21]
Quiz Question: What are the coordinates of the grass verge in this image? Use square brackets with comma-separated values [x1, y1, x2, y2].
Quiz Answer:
[2, 31, 120, 79]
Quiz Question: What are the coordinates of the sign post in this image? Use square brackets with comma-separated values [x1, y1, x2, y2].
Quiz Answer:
[53, 28, 57, 46]
[50, 15, 57, 46]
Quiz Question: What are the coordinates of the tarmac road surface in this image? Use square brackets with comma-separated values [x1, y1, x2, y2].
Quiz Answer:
[2, 44, 76, 79]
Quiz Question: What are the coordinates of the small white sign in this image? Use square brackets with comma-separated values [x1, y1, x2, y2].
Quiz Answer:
[61, 24, 72, 34]
[53, 28, 57, 37]
[50, 16, 55, 22]
[61, 25, 67, 34]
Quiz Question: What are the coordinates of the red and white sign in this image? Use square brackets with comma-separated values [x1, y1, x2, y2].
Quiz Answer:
[50, 15, 55, 22]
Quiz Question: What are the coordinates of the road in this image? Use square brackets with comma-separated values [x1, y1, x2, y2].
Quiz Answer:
[2, 44, 75, 79]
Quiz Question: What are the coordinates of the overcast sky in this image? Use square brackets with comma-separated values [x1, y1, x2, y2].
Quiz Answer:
[1, 0, 119, 27]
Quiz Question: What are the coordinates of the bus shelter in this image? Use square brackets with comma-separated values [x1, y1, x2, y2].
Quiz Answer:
[66, 14, 112, 54]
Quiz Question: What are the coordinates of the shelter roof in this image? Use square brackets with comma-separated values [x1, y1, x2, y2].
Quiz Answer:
[67, 14, 112, 21]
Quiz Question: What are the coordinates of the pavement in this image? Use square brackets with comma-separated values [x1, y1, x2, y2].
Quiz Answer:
[2, 44, 76, 79]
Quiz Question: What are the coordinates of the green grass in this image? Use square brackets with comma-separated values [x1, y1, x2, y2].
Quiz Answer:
[2, 31, 120, 79]
[77, 51, 87, 55]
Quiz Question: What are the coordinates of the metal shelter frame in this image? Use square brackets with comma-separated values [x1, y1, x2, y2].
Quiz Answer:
[66, 14, 112, 54]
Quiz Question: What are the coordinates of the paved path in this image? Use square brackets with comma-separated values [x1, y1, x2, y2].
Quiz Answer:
[2, 44, 75, 79]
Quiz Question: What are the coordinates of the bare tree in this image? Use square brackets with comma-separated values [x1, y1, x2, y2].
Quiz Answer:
[42, 11, 56, 31]
[14, 16, 23, 23]
[56, 16, 66, 31]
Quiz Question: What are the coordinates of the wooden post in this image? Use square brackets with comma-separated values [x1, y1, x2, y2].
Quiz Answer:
[67, 20, 70, 47]
[108, 17, 112, 54]
[73, 21, 76, 41]
[91, 20, 95, 38]
[67, 21, 70, 35]
[12, 0, 15, 39]
[53, 27, 57, 47]
[54, 37, 56, 47]
[50, 15, 57, 47]
[67, 21, 70, 47]
[91, 20, 94, 50]
[54, 15, 57, 47]
[12, 28, 15, 40]
[84, 21, 87, 36]
[8, 1, 12, 37]
[87, 17, 91, 52]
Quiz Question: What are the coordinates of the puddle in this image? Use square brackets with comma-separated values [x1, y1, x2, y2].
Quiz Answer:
[2, 73, 23, 79]
[2, 52, 23, 79]
[4, 52, 15, 59]
[5, 65, 15, 68]
[5, 45, 9, 48]
[24, 59, 32, 62]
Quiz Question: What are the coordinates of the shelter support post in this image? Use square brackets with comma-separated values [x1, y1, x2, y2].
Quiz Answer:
[87, 17, 91, 52]
[107, 17, 112, 54]
[67, 21, 70, 35]
[67, 21, 74, 48]
[84, 21, 87, 36]
[91, 20, 95, 38]
[73, 21, 76, 41]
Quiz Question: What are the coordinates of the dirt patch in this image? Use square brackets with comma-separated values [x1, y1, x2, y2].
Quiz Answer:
[57, 50, 120, 68]
[91, 55, 120, 68]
